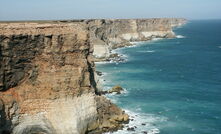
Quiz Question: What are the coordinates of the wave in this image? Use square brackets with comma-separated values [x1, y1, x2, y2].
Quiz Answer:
[218, 46, 221, 48]
[138, 50, 155, 53]
[95, 61, 112, 65]
[176, 35, 186, 38]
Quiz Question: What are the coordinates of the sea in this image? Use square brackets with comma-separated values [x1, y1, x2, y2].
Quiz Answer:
[96, 20, 221, 134]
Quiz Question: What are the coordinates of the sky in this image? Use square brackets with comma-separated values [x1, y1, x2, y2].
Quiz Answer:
[0, 0, 221, 21]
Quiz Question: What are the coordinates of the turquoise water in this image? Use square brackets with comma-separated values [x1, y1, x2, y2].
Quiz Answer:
[96, 20, 221, 134]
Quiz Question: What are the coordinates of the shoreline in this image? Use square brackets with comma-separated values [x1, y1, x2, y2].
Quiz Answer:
[94, 37, 171, 63]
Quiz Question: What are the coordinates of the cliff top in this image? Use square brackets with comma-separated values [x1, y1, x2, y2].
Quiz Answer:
[0, 18, 186, 35]
[0, 22, 87, 35]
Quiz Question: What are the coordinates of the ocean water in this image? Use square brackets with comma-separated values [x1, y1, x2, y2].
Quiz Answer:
[96, 20, 221, 134]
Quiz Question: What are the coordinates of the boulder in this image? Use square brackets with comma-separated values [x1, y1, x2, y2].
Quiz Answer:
[127, 127, 135, 131]
[108, 85, 124, 94]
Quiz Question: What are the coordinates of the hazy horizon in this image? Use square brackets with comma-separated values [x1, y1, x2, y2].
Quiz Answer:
[0, 0, 221, 21]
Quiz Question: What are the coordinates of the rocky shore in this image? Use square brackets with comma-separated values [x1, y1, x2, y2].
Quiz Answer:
[0, 18, 186, 134]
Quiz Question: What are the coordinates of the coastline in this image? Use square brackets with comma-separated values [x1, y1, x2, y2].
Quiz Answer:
[95, 44, 163, 134]
[95, 32, 187, 133]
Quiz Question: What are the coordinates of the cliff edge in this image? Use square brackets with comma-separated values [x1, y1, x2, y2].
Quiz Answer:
[0, 18, 186, 134]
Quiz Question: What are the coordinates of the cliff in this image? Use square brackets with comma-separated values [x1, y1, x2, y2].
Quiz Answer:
[0, 22, 128, 134]
[0, 18, 186, 134]
[87, 18, 186, 60]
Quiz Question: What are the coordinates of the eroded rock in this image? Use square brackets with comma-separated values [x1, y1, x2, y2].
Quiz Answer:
[109, 85, 124, 94]
[99, 85, 124, 95]
[87, 96, 129, 133]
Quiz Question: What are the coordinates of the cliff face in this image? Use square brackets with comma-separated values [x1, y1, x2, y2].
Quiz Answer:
[0, 22, 98, 134]
[0, 18, 186, 134]
[87, 19, 186, 59]
[0, 22, 129, 134]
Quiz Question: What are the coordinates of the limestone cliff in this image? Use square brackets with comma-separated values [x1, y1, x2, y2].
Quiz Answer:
[0, 18, 186, 134]
[86, 19, 186, 60]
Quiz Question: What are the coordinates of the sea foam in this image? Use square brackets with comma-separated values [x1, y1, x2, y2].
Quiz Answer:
[176, 35, 186, 38]
[105, 109, 166, 134]
[152, 38, 163, 41]
[138, 50, 155, 53]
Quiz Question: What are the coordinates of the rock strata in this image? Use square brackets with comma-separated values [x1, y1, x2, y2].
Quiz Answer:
[0, 22, 98, 134]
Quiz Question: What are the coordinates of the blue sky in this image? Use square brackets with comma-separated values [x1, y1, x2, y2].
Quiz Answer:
[0, 0, 221, 20]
